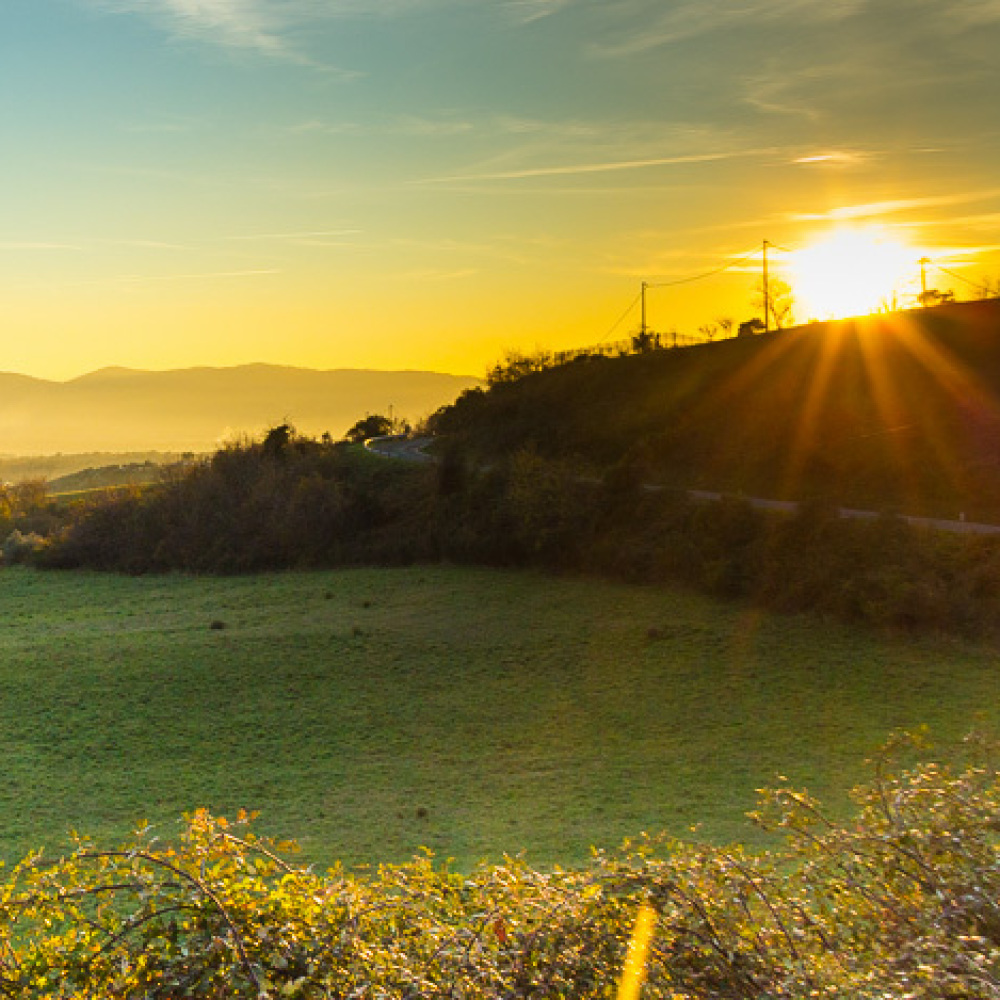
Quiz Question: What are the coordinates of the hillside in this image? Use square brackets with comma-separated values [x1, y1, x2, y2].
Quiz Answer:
[431, 299, 1000, 521]
[0, 364, 480, 455]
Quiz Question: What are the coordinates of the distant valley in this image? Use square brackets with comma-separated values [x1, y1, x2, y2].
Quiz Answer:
[0, 364, 480, 456]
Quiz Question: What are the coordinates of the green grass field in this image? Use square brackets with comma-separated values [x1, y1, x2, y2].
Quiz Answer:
[0, 564, 998, 872]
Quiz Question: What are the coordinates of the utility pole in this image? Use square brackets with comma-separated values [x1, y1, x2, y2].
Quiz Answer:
[919, 257, 930, 306]
[640, 281, 648, 338]
[762, 240, 771, 333]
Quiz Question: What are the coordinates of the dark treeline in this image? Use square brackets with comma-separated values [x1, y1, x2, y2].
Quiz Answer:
[39, 427, 434, 574]
[31, 426, 1000, 638]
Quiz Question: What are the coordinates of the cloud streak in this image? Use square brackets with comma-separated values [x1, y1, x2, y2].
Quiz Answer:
[0, 242, 83, 251]
[93, 0, 285, 52]
[504, 0, 575, 24]
[591, 0, 865, 57]
[791, 189, 1000, 223]
[83, 0, 361, 72]
[109, 268, 282, 283]
[222, 229, 362, 242]
[415, 149, 769, 184]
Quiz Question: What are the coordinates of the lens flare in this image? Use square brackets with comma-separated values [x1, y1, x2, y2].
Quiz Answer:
[787, 227, 916, 320]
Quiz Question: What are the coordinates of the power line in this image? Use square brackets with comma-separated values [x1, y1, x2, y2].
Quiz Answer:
[604, 234, 995, 349]
[934, 262, 989, 293]
[609, 241, 780, 343]
[643, 244, 764, 290]
[602, 290, 643, 340]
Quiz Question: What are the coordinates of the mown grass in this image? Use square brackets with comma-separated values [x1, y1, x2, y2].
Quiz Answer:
[0, 564, 997, 872]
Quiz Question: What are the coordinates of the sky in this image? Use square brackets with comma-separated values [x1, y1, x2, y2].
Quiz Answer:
[2, 0, 1000, 380]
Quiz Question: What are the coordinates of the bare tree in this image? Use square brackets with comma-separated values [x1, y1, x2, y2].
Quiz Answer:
[754, 276, 795, 330]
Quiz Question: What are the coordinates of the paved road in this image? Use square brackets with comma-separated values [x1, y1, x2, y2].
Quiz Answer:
[686, 490, 1000, 536]
[367, 436, 1000, 537]
[364, 434, 435, 462]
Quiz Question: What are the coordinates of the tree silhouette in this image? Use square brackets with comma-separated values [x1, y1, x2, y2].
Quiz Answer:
[346, 414, 394, 443]
[754, 276, 794, 330]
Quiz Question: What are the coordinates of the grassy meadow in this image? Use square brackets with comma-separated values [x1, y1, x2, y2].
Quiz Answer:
[0, 563, 998, 872]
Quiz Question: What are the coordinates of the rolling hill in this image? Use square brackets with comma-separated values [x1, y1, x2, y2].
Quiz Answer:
[0, 364, 480, 455]
[431, 299, 1000, 521]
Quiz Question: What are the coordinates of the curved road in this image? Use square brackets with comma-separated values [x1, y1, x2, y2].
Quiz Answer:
[685, 489, 1000, 537]
[364, 434, 435, 463]
[367, 435, 1000, 537]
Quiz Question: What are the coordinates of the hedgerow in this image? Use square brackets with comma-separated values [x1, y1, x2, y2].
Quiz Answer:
[30, 427, 1000, 636]
[4, 733, 1000, 998]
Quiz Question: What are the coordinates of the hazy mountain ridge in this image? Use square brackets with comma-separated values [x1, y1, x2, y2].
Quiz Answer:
[0, 364, 481, 455]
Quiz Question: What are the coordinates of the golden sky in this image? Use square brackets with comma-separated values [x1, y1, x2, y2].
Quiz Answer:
[3, 0, 999, 379]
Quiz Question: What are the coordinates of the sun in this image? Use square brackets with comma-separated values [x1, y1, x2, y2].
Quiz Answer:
[786, 227, 916, 321]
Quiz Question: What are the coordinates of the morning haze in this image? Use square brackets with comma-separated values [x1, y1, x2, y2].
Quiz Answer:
[0, 364, 479, 453]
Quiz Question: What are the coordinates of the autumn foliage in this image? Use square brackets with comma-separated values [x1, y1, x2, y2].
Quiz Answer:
[2, 733, 999, 997]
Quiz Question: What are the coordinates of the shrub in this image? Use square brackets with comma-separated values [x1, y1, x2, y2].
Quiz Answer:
[2, 733, 1000, 997]
[36, 426, 1000, 639]
[1, 528, 47, 564]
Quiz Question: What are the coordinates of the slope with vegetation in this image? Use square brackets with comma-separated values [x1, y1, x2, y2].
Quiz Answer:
[430, 299, 1000, 522]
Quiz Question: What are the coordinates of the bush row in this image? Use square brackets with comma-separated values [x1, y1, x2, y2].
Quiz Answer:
[4, 733, 1000, 998]
[31, 430, 1000, 637]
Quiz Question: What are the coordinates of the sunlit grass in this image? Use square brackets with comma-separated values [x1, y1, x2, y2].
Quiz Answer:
[0, 565, 998, 871]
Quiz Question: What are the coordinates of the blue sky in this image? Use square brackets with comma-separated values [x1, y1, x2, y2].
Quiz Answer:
[2, 0, 999, 377]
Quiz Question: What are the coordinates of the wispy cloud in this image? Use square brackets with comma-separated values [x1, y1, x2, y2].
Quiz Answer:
[792, 150, 874, 168]
[289, 113, 610, 140]
[894, 212, 1000, 233]
[415, 149, 768, 184]
[741, 66, 836, 120]
[791, 189, 1000, 223]
[394, 267, 478, 281]
[504, 0, 575, 24]
[82, 0, 361, 73]
[936, 0, 1000, 28]
[289, 115, 474, 136]
[222, 229, 362, 242]
[105, 239, 189, 250]
[926, 243, 1000, 261]
[591, 0, 865, 57]
[109, 268, 282, 283]
[92, 0, 286, 53]
[0, 242, 83, 251]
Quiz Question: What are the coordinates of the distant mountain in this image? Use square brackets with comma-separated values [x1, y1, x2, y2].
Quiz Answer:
[0, 364, 481, 455]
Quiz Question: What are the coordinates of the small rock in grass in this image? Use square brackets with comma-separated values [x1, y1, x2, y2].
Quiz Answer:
[210, 620, 226, 631]
[646, 626, 666, 640]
